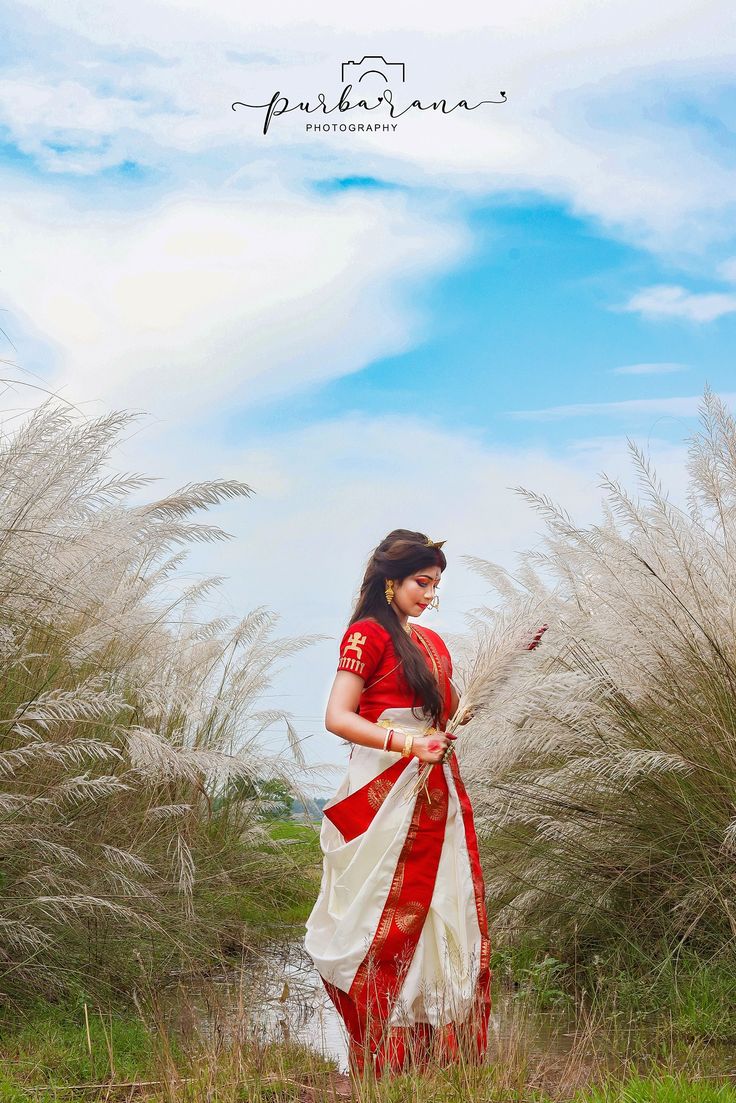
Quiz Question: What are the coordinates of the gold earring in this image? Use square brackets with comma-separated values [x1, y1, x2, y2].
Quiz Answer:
[430, 594, 440, 610]
[385, 579, 394, 604]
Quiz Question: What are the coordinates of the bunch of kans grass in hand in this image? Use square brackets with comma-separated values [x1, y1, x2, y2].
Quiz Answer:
[412, 618, 548, 797]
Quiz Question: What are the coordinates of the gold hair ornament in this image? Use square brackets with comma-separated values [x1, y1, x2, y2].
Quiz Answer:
[425, 536, 446, 549]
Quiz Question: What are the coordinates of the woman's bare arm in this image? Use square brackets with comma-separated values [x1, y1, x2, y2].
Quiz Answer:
[325, 671, 391, 749]
[324, 671, 452, 763]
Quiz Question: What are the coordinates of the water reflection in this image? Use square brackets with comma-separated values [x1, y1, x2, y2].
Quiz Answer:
[223, 939, 585, 1074]
[235, 939, 348, 1067]
[185, 939, 735, 1091]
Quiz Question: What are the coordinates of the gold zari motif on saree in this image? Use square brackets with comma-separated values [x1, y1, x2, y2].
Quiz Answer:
[423, 786, 448, 821]
[367, 777, 394, 810]
[394, 900, 426, 934]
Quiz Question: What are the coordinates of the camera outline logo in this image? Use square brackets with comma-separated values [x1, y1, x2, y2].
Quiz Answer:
[340, 56, 406, 84]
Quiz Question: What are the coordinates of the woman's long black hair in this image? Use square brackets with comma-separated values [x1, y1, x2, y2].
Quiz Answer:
[348, 528, 447, 728]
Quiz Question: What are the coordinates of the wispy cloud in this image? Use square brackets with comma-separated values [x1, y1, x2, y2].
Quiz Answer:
[1, 1, 735, 251]
[1, 182, 468, 418]
[717, 257, 736, 282]
[621, 284, 736, 323]
[610, 362, 687, 376]
[509, 394, 736, 422]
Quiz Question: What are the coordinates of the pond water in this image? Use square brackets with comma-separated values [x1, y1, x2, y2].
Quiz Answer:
[178, 935, 736, 1096]
[180, 935, 736, 1098]
[198, 938, 593, 1076]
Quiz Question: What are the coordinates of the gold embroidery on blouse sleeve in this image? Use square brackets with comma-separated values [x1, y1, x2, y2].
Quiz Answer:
[338, 630, 368, 674]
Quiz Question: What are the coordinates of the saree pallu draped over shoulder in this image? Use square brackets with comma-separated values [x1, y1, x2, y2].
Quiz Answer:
[304, 623, 492, 1077]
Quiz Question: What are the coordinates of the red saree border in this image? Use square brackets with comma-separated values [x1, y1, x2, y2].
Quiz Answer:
[323, 755, 411, 842]
[414, 623, 492, 1049]
[322, 756, 493, 1074]
[449, 754, 492, 1056]
[411, 625, 452, 725]
[349, 762, 449, 1010]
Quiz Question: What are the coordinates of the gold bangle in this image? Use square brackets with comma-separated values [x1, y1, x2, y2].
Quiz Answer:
[402, 732, 414, 758]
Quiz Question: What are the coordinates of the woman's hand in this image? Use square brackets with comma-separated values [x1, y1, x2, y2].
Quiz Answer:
[411, 731, 456, 763]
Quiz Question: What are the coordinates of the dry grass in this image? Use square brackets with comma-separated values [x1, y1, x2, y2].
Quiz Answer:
[0, 398, 316, 1004]
[17, 974, 721, 1103]
[454, 385, 736, 958]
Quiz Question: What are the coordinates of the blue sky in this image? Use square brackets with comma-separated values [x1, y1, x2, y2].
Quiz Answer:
[1, 0, 735, 777]
[229, 189, 736, 449]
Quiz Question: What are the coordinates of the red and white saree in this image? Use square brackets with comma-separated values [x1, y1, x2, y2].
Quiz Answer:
[304, 618, 492, 1076]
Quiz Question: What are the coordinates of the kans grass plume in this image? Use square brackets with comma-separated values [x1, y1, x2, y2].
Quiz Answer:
[0, 397, 317, 1003]
[459, 386, 736, 957]
[412, 617, 547, 797]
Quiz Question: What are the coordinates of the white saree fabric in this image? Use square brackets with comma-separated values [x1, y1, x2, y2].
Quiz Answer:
[304, 708, 484, 1028]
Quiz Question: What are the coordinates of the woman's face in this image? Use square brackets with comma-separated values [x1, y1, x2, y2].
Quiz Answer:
[393, 566, 442, 618]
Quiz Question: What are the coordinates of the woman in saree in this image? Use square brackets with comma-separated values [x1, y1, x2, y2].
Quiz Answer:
[304, 529, 491, 1077]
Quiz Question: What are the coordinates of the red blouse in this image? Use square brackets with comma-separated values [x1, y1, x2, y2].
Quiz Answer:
[336, 617, 453, 726]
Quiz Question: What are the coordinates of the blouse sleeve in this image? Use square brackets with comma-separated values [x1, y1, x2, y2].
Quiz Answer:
[336, 619, 387, 682]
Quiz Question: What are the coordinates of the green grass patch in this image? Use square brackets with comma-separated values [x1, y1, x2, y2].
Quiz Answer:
[491, 938, 736, 1043]
[0, 1001, 155, 1095]
[577, 944, 736, 1042]
[193, 820, 322, 951]
[266, 821, 320, 842]
[575, 1073, 736, 1103]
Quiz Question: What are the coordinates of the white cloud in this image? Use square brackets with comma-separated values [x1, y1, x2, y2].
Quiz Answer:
[621, 284, 736, 323]
[509, 393, 736, 421]
[0, 76, 154, 174]
[717, 257, 736, 282]
[0, 181, 468, 417]
[610, 363, 687, 376]
[0, 0, 732, 446]
[2, 0, 736, 252]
